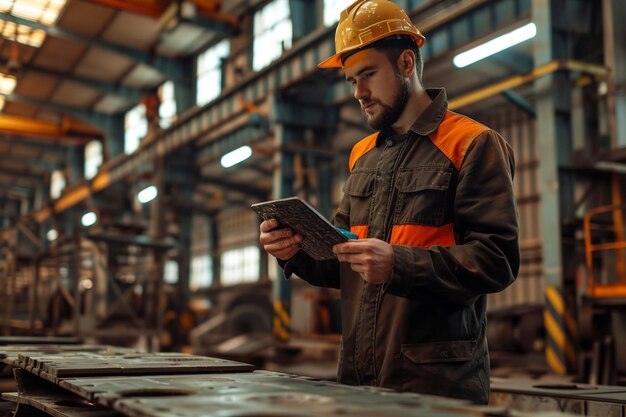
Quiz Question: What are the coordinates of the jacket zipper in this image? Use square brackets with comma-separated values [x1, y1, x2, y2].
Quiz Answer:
[381, 137, 411, 242]
[374, 135, 411, 386]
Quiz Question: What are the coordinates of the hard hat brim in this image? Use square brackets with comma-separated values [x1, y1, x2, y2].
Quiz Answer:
[317, 32, 425, 69]
[318, 53, 344, 69]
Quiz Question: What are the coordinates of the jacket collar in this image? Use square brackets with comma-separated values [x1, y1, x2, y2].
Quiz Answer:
[409, 88, 448, 137]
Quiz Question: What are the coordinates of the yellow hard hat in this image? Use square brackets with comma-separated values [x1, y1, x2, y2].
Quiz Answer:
[318, 0, 425, 69]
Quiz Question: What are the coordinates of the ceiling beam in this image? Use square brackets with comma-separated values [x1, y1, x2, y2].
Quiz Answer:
[4, 92, 115, 136]
[0, 184, 33, 193]
[197, 176, 269, 199]
[0, 168, 46, 182]
[0, 154, 64, 171]
[82, 0, 167, 17]
[0, 136, 72, 155]
[0, 12, 188, 82]
[0, 114, 101, 145]
[0, 58, 147, 102]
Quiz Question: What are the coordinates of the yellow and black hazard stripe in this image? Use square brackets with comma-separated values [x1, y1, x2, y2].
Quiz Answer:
[544, 286, 578, 374]
[273, 300, 291, 341]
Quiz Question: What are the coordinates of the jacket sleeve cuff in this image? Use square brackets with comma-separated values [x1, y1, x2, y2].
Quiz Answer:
[383, 245, 417, 296]
[277, 251, 310, 279]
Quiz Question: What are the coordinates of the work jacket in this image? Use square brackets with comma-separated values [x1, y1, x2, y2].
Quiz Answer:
[280, 88, 519, 404]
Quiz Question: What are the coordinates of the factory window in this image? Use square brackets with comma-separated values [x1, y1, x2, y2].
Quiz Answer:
[252, 0, 292, 71]
[84, 140, 103, 180]
[158, 80, 177, 129]
[164, 259, 178, 284]
[220, 246, 260, 286]
[0, 0, 66, 47]
[323, 0, 354, 26]
[190, 254, 213, 290]
[50, 170, 65, 199]
[196, 39, 230, 106]
[124, 103, 148, 154]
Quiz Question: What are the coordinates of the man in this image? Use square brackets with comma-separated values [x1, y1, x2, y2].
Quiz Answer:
[259, 0, 519, 404]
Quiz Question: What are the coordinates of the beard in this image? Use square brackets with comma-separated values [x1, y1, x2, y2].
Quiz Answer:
[365, 73, 410, 131]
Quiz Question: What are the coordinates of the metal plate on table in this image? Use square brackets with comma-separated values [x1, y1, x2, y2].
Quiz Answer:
[19, 353, 255, 378]
[581, 391, 626, 402]
[1, 346, 137, 366]
[0, 337, 80, 345]
[490, 377, 626, 398]
[1, 391, 122, 417]
[59, 370, 436, 407]
[113, 392, 477, 417]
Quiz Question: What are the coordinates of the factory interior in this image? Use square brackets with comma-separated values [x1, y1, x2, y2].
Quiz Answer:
[0, 0, 626, 416]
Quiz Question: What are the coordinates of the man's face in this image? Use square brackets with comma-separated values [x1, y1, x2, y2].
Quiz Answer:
[344, 48, 409, 131]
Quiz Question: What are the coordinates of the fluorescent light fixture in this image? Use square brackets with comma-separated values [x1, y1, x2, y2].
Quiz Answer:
[46, 229, 58, 241]
[453, 23, 537, 68]
[0, 21, 46, 48]
[221, 145, 252, 168]
[137, 185, 159, 204]
[0, 73, 17, 94]
[81, 211, 97, 227]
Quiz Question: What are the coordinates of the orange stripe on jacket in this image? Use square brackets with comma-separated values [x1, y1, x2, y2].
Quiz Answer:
[349, 132, 378, 172]
[390, 224, 456, 248]
[430, 111, 489, 170]
[349, 225, 369, 239]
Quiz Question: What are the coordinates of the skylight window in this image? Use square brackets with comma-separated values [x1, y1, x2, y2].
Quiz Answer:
[324, 0, 354, 26]
[196, 39, 230, 106]
[221, 246, 260, 286]
[1, 0, 67, 24]
[158, 80, 177, 129]
[84, 140, 103, 180]
[0, 0, 67, 47]
[252, 0, 292, 71]
[124, 103, 148, 154]
[50, 169, 65, 199]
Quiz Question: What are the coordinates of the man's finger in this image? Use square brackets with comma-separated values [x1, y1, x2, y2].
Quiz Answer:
[260, 219, 278, 232]
[333, 242, 362, 254]
[260, 228, 295, 246]
[264, 235, 301, 251]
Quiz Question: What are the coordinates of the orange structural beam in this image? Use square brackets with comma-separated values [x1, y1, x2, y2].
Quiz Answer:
[81, 0, 168, 17]
[449, 60, 609, 110]
[29, 171, 112, 225]
[0, 114, 101, 144]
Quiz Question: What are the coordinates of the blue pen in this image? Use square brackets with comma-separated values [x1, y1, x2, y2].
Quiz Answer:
[337, 228, 358, 239]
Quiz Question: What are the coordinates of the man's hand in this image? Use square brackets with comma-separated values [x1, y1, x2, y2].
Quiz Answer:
[259, 219, 303, 260]
[333, 238, 394, 284]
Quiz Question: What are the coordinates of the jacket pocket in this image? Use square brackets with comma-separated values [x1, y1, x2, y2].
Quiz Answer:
[400, 340, 483, 400]
[343, 172, 375, 226]
[394, 168, 452, 226]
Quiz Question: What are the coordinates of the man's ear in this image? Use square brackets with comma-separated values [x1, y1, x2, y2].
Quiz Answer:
[397, 50, 415, 77]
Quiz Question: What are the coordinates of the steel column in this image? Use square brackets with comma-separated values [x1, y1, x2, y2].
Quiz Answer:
[603, 0, 626, 148]
[270, 96, 296, 341]
[533, 0, 577, 375]
[66, 146, 85, 183]
[209, 216, 220, 287]
[102, 114, 126, 159]
[147, 157, 166, 352]
[289, 0, 317, 41]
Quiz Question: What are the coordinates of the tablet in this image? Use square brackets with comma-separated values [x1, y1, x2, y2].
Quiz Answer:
[251, 196, 348, 260]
